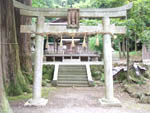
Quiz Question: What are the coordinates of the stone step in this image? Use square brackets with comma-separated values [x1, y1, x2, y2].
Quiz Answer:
[57, 81, 89, 84]
[57, 84, 89, 87]
[58, 75, 87, 78]
[57, 65, 89, 87]
[59, 69, 87, 72]
[59, 71, 86, 74]
[59, 65, 86, 67]
[58, 73, 87, 76]
[59, 67, 86, 69]
[59, 69, 86, 71]
[58, 78, 88, 81]
[59, 69, 86, 72]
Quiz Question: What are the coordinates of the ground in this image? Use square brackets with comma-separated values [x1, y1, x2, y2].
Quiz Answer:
[10, 84, 150, 113]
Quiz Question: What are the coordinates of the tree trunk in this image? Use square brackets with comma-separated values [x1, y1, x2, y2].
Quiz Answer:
[0, 0, 13, 112]
[15, 0, 33, 83]
[122, 38, 126, 57]
[135, 34, 137, 51]
[0, 61, 13, 113]
[1, 0, 29, 96]
[126, 37, 130, 83]
[0, 64, 13, 113]
[118, 41, 122, 58]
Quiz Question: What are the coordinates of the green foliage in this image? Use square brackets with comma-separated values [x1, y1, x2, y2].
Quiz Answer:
[100, 73, 105, 82]
[141, 29, 150, 43]
[129, 51, 141, 56]
[89, 35, 103, 53]
[90, 65, 104, 82]
[80, 19, 101, 26]
[73, 0, 95, 8]
[8, 87, 56, 101]
[32, 0, 48, 8]
[6, 71, 31, 96]
[129, 0, 150, 43]
[42, 65, 54, 81]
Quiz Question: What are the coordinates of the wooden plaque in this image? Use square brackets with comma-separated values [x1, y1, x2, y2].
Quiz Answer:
[67, 9, 80, 29]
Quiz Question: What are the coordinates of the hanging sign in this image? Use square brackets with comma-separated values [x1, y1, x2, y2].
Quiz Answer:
[67, 9, 80, 29]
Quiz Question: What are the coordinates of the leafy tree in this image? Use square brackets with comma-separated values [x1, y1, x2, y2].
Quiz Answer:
[32, 0, 48, 8]
[89, 35, 103, 54]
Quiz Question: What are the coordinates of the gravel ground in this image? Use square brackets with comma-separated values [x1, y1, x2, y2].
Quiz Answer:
[10, 84, 150, 113]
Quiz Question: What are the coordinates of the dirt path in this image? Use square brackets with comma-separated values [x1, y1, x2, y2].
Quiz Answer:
[10, 84, 150, 113]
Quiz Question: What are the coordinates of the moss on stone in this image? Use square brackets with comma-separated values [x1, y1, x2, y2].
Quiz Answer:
[6, 71, 31, 96]
[23, 71, 33, 85]
[124, 82, 150, 104]
[8, 87, 56, 101]
[1, 94, 13, 113]
[90, 65, 104, 80]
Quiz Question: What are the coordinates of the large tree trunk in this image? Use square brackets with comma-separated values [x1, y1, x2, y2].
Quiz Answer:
[15, 0, 33, 83]
[0, 0, 13, 112]
[1, 0, 29, 96]
[0, 62, 13, 113]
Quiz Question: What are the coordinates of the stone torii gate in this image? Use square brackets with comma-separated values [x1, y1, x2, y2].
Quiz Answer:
[13, 0, 132, 106]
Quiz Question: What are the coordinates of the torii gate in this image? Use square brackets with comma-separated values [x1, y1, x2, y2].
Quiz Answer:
[13, 0, 132, 106]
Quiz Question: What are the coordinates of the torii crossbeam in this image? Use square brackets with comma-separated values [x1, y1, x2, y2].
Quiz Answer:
[13, 0, 132, 107]
[20, 23, 126, 35]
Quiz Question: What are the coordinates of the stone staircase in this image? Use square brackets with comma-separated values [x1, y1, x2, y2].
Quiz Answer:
[57, 65, 90, 87]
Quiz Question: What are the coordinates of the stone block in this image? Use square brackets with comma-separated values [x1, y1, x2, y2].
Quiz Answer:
[99, 98, 122, 107]
[24, 98, 48, 106]
[51, 80, 57, 86]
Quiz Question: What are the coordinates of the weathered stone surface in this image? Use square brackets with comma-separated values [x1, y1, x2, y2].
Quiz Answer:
[103, 17, 114, 100]
[13, 0, 132, 18]
[24, 98, 48, 106]
[20, 24, 126, 34]
[140, 96, 150, 104]
[51, 80, 57, 86]
[124, 82, 150, 104]
[99, 98, 122, 107]
[33, 16, 45, 100]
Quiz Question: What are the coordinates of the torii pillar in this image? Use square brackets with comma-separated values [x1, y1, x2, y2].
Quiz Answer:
[25, 16, 48, 106]
[99, 17, 121, 106]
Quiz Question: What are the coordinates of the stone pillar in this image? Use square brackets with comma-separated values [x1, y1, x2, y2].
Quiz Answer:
[103, 17, 114, 100]
[33, 16, 45, 100]
[25, 16, 48, 106]
[88, 57, 90, 62]
[99, 17, 121, 107]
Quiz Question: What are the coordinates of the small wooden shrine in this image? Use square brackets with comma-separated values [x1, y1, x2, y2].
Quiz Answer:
[43, 20, 100, 62]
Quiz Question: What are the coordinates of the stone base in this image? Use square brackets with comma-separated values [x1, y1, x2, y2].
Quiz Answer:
[51, 80, 57, 86]
[88, 80, 94, 87]
[24, 98, 48, 106]
[99, 98, 121, 107]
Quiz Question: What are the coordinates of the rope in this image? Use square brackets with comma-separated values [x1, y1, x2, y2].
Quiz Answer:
[82, 33, 87, 48]
[71, 34, 75, 47]
[31, 31, 115, 38]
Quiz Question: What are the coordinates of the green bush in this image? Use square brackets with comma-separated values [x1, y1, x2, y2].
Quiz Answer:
[90, 65, 104, 82]
[42, 65, 54, 82]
